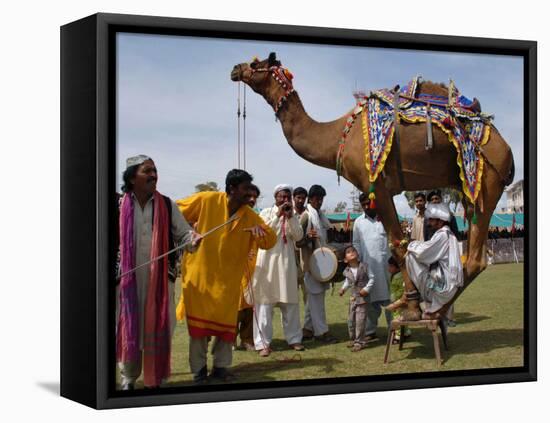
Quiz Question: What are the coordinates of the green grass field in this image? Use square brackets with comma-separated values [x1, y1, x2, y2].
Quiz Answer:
[122, 263, 524, 388]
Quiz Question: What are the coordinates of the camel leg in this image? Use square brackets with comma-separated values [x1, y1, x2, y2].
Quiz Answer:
[465, 166, 504, 286]
[372, 182, 422, 321]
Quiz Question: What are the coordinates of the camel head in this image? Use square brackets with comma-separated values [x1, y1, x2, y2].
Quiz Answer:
[230, 52, 295, 114]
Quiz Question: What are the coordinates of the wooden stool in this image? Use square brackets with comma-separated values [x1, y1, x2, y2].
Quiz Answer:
[384, 319, 448, 366]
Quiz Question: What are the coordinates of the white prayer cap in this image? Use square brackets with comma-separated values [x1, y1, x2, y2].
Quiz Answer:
[273, 184, 293, 196]
[126, 154, 152, 169]
[425, 203, 451, 222]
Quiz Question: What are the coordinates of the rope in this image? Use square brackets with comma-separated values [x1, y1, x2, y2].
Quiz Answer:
[243, 84, 247, 170]
[117, 215, 238, 280]
[237, 82, 241, 168]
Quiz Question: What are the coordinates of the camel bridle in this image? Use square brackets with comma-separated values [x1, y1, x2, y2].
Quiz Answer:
[248, 64, 296, 116]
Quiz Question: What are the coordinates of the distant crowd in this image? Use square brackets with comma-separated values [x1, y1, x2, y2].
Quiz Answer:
[488, 226, 524, 239]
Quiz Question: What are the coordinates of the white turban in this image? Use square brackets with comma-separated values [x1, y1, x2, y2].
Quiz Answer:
[126, 154, 152, 169]
[273, 184, 293, 197]
[425, 203, 451, 222]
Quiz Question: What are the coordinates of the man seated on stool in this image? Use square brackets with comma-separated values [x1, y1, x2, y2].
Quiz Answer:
[405, 203, 464, 320]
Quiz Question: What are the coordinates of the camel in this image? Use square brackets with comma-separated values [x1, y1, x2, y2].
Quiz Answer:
[230, 53, 514, 320]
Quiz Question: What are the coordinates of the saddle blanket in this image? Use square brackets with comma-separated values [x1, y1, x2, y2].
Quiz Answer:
[361, 77, 492, 204]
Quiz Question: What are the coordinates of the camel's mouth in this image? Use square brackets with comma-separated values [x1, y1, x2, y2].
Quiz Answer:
[230, 65, 243, 81]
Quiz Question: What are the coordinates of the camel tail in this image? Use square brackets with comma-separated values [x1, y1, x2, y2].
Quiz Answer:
[505, 156, 515, 186]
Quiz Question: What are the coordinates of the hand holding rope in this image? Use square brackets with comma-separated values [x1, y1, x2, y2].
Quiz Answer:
[116, 214, 239, 280]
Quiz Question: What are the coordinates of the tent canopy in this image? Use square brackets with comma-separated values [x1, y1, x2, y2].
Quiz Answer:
[455, 213, 524, 231]
[326, 212, 407, 223]
[325, 212, 524, 231]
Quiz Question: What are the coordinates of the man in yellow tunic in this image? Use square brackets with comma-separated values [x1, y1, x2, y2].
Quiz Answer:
[176, 170, 276, 384]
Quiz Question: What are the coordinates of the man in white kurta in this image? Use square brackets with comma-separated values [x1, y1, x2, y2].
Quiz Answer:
[352, 193, 392, 340]
[293, 187, 309, 305]
[252, 185, 304, 356]
[406, 203, 464, 318]
[410, 192, 427, 241]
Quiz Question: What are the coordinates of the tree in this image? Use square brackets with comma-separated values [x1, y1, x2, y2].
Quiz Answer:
[195, 181, 219, 192]
[404, 188, 462, 212]
[333, 201, 347, 213]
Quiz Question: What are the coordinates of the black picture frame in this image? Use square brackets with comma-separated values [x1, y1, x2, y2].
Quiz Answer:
[60, 12, 537, 409]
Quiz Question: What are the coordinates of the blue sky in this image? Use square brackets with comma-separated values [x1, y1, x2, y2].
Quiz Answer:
[117, 33, 523, 216]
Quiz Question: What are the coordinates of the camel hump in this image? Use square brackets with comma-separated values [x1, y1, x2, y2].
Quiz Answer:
[417, 81, 448, 97]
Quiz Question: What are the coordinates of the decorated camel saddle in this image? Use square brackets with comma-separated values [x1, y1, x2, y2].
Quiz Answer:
[336, 76, 494, 207]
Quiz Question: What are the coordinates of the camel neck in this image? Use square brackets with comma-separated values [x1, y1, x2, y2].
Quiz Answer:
[274, 93, 345, 170]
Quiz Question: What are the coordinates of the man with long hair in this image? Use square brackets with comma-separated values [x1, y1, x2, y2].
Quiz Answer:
[116, 155, 201, 390]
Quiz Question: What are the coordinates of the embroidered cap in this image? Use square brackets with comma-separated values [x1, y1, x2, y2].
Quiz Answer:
[425, 203, 451, 222]
[126, 154, 152, 169]
[273, 184, 293, 196]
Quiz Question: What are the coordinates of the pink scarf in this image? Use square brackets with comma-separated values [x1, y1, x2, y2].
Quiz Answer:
[117, 191, 171, 387]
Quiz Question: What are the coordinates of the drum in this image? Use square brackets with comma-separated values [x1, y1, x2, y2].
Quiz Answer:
[309, 247, 338, 283]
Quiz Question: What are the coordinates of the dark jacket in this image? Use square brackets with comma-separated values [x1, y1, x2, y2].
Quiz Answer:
[342, 262, 371, 305]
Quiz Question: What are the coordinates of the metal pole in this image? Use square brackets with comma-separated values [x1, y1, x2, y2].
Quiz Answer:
[237, 82, 241, 168]
[243, 85, 247, 170]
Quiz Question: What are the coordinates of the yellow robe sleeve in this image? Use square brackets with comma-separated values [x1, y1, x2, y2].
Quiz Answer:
[176, 193, 203, 224]
[175, 193, 203, 321]
[254, 218, 277, 251]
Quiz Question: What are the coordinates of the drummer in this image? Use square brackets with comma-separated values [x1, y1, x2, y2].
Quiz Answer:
[296, 185, 338, 344]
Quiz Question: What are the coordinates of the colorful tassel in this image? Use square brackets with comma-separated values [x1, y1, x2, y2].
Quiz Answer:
[442, 116, 453, 129]
[368, 184, 376, 208]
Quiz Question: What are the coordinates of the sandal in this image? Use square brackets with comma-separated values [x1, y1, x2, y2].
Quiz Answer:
[351, 344, 364, 352]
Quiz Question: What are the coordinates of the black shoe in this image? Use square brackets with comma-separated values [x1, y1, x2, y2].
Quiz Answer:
[121, 382, 134, 391]
[193, 366, 208, 385]
[209, 367, 236, 383]
[302, 328, 314, 341]
[314, 332, 338, 344]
